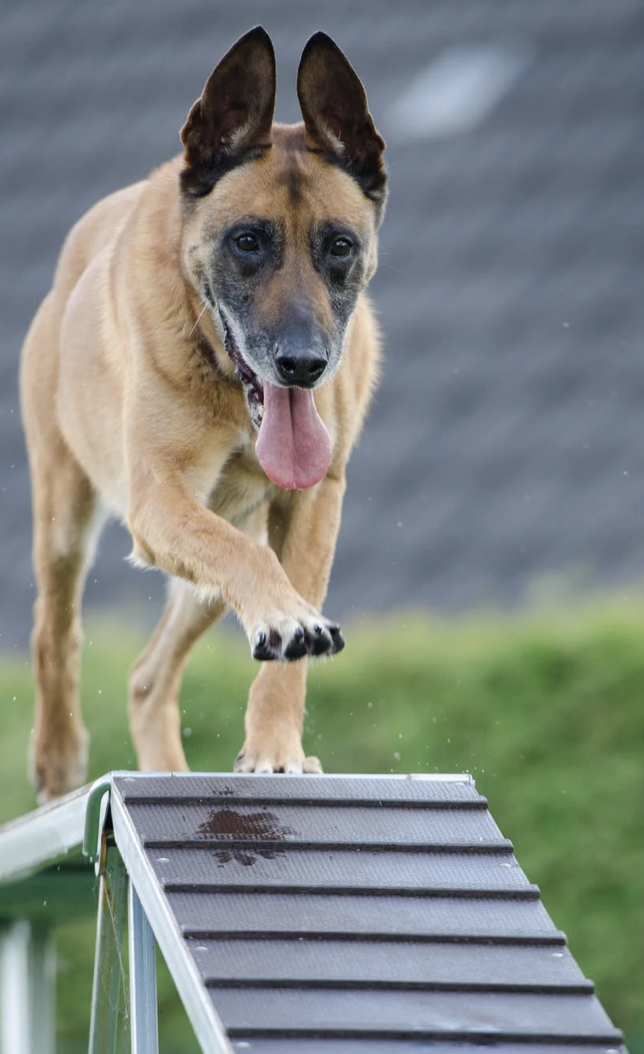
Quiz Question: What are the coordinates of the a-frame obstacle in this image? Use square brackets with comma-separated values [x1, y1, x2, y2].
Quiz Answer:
[0, 772, 626, 1052]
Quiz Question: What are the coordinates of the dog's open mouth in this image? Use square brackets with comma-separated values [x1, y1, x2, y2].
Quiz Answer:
[223, 322, 265, 431]
[221, 315, 331, 491]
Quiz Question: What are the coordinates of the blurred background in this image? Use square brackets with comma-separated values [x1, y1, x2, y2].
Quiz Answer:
[0, 0, 643, 1050]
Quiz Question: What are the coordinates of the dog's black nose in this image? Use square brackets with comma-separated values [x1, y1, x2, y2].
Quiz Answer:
[275, 350, 327, 386]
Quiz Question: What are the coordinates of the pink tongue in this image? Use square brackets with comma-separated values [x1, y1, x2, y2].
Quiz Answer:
[255, 382, 332, 490]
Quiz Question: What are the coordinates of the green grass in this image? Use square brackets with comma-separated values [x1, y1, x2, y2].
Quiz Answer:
[1, 600, 643, 1050]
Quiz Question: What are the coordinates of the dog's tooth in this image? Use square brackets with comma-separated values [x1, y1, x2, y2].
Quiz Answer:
[258, 405, 264, 420]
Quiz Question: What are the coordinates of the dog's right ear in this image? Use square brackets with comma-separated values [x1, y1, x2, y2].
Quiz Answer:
[180, 26, 276, 198]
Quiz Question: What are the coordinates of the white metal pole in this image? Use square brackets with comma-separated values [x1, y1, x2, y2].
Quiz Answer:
[128, 882, 159, 1054]
[89, 848, 129, 1054]
[28, 926, 56, 1054]
[0, 921, 55, 1054]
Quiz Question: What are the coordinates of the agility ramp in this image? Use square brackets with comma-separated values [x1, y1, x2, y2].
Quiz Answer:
[0, 772, 626, 1053]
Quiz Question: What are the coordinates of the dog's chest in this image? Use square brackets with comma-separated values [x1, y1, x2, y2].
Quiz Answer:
[208, 446, 278, 530]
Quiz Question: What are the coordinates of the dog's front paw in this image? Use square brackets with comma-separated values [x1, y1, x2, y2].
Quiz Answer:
[251, 611, 344, 662]
[234, 744, 323, 775]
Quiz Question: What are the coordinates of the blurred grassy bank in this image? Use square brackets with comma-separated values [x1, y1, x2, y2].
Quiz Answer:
[1, 601, 643, 1050]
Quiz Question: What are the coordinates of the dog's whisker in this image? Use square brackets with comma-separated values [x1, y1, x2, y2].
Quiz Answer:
[189, 301, 209, 338]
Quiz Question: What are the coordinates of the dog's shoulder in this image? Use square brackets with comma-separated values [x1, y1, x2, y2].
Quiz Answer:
[52, 179, 148, 302]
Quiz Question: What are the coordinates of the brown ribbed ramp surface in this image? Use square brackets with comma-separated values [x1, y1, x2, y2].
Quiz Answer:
[111, 773, 626, 1053]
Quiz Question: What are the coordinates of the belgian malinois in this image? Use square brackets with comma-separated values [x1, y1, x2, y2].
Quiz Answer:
[20, 27, 386, 800]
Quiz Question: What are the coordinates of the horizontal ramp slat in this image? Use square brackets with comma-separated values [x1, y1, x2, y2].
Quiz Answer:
[129, 801, 506, 849]
[213, 988, 620, 1040]
[187, 937, 590, 991]
[171, 890, 563, 943]
[151, 847, 532, 895]
[172, 888, 562, 942]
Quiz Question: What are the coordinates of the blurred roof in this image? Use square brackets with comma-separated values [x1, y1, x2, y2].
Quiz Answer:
[1, 0, 644, 648]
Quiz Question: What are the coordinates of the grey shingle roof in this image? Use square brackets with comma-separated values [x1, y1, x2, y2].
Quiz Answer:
[1, 0, 644, 647]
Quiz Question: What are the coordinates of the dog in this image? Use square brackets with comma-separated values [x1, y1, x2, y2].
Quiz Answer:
[19, 26, 387, 801]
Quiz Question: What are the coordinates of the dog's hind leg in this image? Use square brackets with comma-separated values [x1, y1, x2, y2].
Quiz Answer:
[128, 578, 224, 772]
[26, 439, 99, 800]
[22, 297, 102, 802]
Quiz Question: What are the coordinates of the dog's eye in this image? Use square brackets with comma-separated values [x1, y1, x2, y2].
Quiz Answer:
[235, 233, 260, 254]
[329, 237, 353, 259]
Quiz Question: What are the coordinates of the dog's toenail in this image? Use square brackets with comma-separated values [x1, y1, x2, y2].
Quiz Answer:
[313, 624, 323, 635]
[256, 631, 267, 646]
[293, 627, 304, 641]
[329, 625, 345, 653]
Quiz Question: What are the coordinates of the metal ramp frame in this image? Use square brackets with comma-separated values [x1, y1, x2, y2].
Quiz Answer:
[0, 772, 627, 1053]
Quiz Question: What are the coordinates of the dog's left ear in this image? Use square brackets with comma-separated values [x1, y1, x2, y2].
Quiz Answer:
[297, 32, 386, 206]
[180, 26, 276, 197]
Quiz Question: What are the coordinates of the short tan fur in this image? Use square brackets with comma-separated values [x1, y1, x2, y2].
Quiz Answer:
[20, 27, 386, 800]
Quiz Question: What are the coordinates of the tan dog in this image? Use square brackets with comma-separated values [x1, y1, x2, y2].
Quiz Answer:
[19, 27, 386, 801]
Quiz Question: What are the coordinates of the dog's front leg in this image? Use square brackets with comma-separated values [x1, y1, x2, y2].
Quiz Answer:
[127, 460, 342, 661]
[236, 475, 346, 773]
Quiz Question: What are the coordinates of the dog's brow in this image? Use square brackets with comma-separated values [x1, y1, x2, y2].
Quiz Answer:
[226, 217, 279, 237]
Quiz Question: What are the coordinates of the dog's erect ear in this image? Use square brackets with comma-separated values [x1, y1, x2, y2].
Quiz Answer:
[180, 26, 276, 198]
[297, 32, 386, 205]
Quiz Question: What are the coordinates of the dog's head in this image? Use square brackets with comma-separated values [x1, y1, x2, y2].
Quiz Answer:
[179, 27, 386, 489]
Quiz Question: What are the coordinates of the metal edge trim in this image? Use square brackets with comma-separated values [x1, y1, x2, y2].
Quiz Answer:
[224, 1026, 625, 1044]
[161, 883, 541, 900]
[180, 929, 568, 947]
[110, 785, 234, 1054]
[141, 840, 515, 855]
[82, 775, 114, 863]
